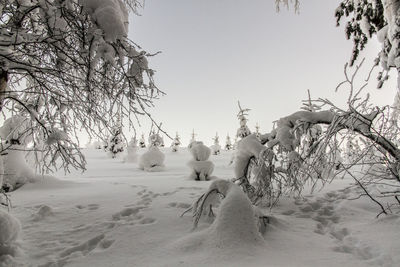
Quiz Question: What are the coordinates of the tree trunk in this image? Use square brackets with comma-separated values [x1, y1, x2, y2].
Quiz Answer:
[0, 69, 8, 111]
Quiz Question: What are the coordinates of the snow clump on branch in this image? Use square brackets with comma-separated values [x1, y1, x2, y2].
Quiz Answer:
[80, 0, 129, 42]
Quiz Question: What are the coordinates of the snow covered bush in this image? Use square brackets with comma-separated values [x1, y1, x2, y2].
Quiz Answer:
[179, 179, 264, 249]
[210, 133, 221, 155]
[124, 137, 138, 163]
[0, 0, 160, 173]
[139, 146, 165, 172]
[188, 141, 214, 181]
[0, 209, 21, 262]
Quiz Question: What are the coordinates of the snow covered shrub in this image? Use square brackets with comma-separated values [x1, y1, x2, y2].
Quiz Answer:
[0, 209, 21, 260]
[124, 137, 138, 163]
[210, 133, 221, 155]
[139, 146, 165, 172]
[189, 142, 211, 161]
[179, 179, 264, 249]
[188, 142, 214, 181]
[187, 160, 214, 181]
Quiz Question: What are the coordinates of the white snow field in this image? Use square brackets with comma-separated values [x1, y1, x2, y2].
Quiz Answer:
[5, 148, 400, 267]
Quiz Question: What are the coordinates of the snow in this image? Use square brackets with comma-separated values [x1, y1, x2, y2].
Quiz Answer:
[0, 209, 21, 265]
[138, 146, 165, 171]
[1, 145, 35, 190]
[80, 0, 129, 42]
[3, 148, 400, 266]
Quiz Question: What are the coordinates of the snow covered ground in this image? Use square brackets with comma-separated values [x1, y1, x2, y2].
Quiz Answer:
[5, 148, 400, 267]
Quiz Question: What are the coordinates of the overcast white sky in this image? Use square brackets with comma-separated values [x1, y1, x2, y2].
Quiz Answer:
[128, 0, 396, 146]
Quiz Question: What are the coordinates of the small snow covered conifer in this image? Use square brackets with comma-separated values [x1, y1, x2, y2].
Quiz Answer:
[236, 102, 251, 139]
[139, 134, 146, 148]
[108, 120, 124, 158]
[124, 137, 138, 163]
[225, 134, 233, 150]
[210, 133, 221, 155]
[171, 132, 181, 152]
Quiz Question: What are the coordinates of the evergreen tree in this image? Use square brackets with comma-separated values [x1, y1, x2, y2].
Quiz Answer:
[139, 134, 146, 148]
[148, 131, 163, 147]
[236, 101, 252, 139]
[211, 133, 221, 155]
[225, 134, 233, 151]
[171, 132, 181, 152]
[108, 119, 124, 158]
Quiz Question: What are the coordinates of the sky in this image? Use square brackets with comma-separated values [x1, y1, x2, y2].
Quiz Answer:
[127, 0, 396, 146]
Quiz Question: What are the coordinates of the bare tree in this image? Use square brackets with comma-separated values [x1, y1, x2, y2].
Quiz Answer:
[0, 0, 162, 173]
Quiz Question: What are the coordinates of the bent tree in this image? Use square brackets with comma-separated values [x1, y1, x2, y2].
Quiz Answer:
[0, 0, 161, 173]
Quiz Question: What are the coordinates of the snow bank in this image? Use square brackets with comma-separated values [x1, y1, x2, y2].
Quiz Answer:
[139, 146, 165, 171]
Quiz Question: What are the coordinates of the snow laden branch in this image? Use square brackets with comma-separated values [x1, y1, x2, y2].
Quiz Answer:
[181, 179, 266, 247]
[0, 0, 161, 173]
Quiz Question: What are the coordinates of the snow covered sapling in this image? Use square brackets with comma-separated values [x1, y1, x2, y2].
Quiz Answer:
[108, 121, 124, 159]
[171, 132, 181, 152]
[139, 134, 146, 148]
[148, 131, 163, 147]
[188, 129, 197, 147]
[124, 137, 138, 163]
[139, 146, 165, 172]
[236, 101, 252, 139]
[188, 141, 214, 181]
[225, 134, 233, 150]
[255, 123, 261, 139]
[210, 133, 221, 155]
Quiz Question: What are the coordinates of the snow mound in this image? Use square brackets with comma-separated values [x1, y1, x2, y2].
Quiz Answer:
[124, 146, 138, 163]
[0, 210, 21, 262]
[32, 205, 54, 221]
[177, 180, 264, 251]
[2, 146, 35, 191]
[139, 146, 165, 172]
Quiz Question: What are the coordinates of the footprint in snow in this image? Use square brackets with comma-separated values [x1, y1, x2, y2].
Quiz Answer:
[167, 202, 191, 209]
